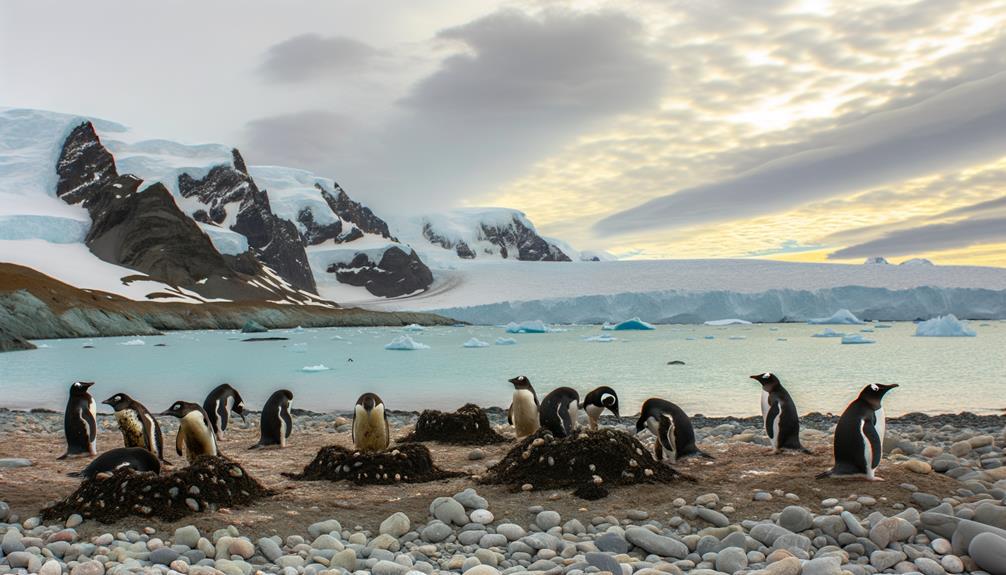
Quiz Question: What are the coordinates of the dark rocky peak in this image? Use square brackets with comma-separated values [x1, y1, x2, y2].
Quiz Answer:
[56, 122, 118, 205]
[327, 246, 433, 298]
[231, 148, 248, 174]
[233, 186, 317, 294]
[297, 206, 343, 245]
[479, 216, 570, 262]
[318, 183, 397, 241]
[177, 154, 255, 225]
[422, 223, 475, 259]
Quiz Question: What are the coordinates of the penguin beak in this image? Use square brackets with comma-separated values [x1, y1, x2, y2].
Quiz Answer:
[101, 397, 113, 406]
[749, 375, 760, 381]
[81, 381, 95, 389]
[611, 406, 620, 419]
[507, 377, 520, 385]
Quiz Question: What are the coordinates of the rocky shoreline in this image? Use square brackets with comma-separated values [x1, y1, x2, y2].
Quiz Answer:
[1, 410, 1005, 575]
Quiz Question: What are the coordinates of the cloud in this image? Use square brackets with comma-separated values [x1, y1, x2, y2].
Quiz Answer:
[242, 110, 353, 168]
[746, 240, 824, 257]
[827, 216, 1006, 260]
[594, 70, 1006, 236]
[258, 34, 379, 83]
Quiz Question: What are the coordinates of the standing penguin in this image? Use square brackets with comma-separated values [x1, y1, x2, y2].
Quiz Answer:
[161, 401, 218, 464]
[203, 384, 246, 440]
[582, 386, 620, 430]
[506, 375, 540, 438]
[817, 383, 898, 480]
[60, 381, 97, 459]
[102, 393, 165, 460]
[635, 398, 710, 462]
[353, 393, 390, 452]
[750, 373, 808, 454]
[251, 390, 294, 449]
[539, 387, 580, 438]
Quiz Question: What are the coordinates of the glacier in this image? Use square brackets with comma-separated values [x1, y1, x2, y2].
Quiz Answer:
[705, 318, 752, 326]
[433, 285, 1006, 326]
[808, 309, 864, 325]
[915, 314, 977, 337]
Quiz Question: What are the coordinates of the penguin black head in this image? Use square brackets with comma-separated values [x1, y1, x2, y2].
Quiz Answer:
[70, 381, 95, 396]
[508, 375, 534, 391]
[102, 393, 134, 411]
[585, 386, 620, 418]
[160, 401, 202, 418]
[857, 383, 898, 409]
[750, 372, 780, 389]
[356, 392, 384, 412]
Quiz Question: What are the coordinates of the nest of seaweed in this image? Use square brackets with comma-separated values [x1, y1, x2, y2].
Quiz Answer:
[41, 456, 270, 523]
[399, 403, 507, 445]
[284, 443, 464, 485]
[481, 428, 691, 499]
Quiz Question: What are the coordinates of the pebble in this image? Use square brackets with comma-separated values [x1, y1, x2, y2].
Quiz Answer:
[778, 506, 813, 532]
[380, 512, 411, 537]
[431, 497, 468, 526]
[625, 526, 688, 559]
[536, 510, 561, 530]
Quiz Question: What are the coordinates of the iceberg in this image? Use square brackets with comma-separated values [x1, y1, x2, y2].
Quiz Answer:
[463, 337, 490, 348]
[602, 317, 656, 331]
[384, 335, 430, 350]
[812, 328, 845, 338]
[585, 335, 617, 342]
[728, 335, 746, 340]
[301, 364, 331, 372]
[402, 324, 424, 332]
[915, 314, 976, 337]
[705, 318, 752, 326]
[495, 337, 518, 345]
[288, 326, 306, 334]
[703, 335, 716, 340]
[505, 320, 550, 334]
[808, 309, 864, 325]
[841, 334, 875, 344]
[120, 339, 145, 346]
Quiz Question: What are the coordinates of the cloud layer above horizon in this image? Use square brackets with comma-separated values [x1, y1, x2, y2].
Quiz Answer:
[3, 0, 1006, 265]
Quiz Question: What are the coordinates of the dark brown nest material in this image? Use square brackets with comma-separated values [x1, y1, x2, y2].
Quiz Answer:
[284, 443, 464, 485]
[399, 403, 507, 445]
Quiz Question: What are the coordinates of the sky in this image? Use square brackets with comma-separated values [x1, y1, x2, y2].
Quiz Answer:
[3, 0, 1006, 266]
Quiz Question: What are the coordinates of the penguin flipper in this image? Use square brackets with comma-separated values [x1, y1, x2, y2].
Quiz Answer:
[764, 402, 779, 439]
[506, 403, 513, 425]
[175, 428, 185, 457]
[863, 418, 883, 468]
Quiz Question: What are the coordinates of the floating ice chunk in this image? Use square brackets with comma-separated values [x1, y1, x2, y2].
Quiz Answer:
[495, 337, 518, 345]
[289, 343, 308, 353]
[384, 335, 431, 350]
[402, 324, 425, 332]
[874, 324, 893, 329]
[288, 326, 306, 334]
[705, 318, 752, 326]
[120, 339, 145, 346]
[776, 338, 788, 341]
[585, 335, 617, 342]
[808, 309, 864, 325]
[703, 335, 715, 340]
[505, 320, 549, 334]
[841, 334, 875, 344]
[728, 335, 746, 340]
[915, 314, 976, 337]
[301, 364, 331, 372]
[812, 328, 845, 338]
[685, 336, 696, 340]
[463, 337, 490, 348]
[602, 317, 655, 331]
[860, 328, 875, 333]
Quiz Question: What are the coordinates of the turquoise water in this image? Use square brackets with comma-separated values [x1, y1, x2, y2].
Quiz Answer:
[1, 322, 1003, 418]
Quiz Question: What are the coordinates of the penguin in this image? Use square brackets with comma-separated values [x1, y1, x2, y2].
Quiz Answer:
[582, 386, 620, 430]
[60, 381, 97, 460]
[203, 383, 247, 440]
[506, 375, 540, 438]
[68, 447, 161, 479]
[750, 373, 808, 454]
[161, 401, 219, 464]
[635, 398, 710, 462]
[251, 390, 294, 449]
[539, 387, 580, 438]
[353, 393, 390, 452]
[817, 383, 898, 481]
[102, 393, 165, 460]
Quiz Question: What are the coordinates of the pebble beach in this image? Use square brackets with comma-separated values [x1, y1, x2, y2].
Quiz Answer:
[1, 409, 1005, 575]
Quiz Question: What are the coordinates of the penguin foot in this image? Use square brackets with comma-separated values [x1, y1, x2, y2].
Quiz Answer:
[869, 475, 886, 482]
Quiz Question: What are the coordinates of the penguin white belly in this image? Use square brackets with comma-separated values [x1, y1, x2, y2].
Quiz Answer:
[354, 404, 388, 451]
[875, 407, 886, 453]
[142, 412, 158, 454]
[585, 404, 603, 429]
[181, 411, 217, 462]
[88, 399, 97, 452]
[760, 391, 770, 420]
[511, 390, 539, 437]
[280, 401, 290, 447]
[771, 413, 781, 449]
[860, 420, 875, 479]
[567, 403, 579, 433]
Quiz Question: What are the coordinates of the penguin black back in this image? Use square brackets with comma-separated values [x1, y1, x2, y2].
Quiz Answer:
[539, 387, 580, 438]
[635, 398, 708, 461]
[68, 447, 161, 479]
[582, 386, 620, 429]
[252, 390, 294, 449]
[819, 383, 898, 479]
[102, 392, 165, 460]
[203, 383, 246, 440]
[61, 381, 97, 460]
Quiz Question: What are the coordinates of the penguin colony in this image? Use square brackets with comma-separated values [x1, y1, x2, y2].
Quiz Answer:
[60, 371, 898, 482]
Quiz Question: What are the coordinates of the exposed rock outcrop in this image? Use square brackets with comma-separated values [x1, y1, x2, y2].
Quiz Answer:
[232, 186, 317, 294]
[328, 247, 433, 298]
[0, 327, 36, 352]
[320, 184, 397, 241]
[420, 211, 571, 262]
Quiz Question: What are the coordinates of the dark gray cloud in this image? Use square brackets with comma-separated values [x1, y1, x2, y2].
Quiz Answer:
[594, 71, 1006, 236]
[242, 110, 354, 168]
[827, 216, 1006, 260]
[258, 34, 379, 83]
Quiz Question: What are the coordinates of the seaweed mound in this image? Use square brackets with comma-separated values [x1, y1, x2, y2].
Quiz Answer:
[286, 443, 463, 484]
[41, 456, 269, 523]
[482, 428, 688, 498]
[400, 403, 507, 445]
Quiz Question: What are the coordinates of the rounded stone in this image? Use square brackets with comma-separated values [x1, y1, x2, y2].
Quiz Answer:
[536, 510, 561, 530]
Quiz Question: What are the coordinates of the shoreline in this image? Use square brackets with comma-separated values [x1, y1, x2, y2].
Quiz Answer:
[1, 407, 1005, 574]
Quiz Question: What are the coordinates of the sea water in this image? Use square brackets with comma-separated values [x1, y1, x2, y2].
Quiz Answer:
[0, 322, 1003, 418]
